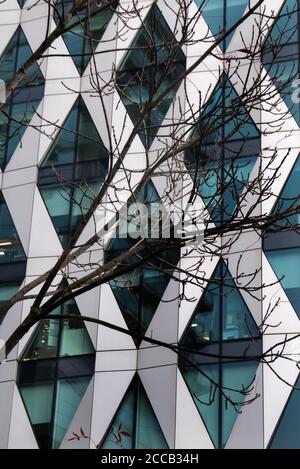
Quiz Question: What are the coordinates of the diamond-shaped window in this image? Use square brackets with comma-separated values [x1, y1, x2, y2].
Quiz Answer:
[264, 154, 300, 316]
[185, 74, 260, 224]
[38, 96, 109, 247]
[54, 0, 118, 74]
[195, 0, 249, 51]
[106, 182, 180, 345]
[263, 0, 300, 125]
[179, 260, 261, 448]
[100, 375, 168, 449]
[0, 192, 26, 316]
[269, 373, 300, 448]
[0, 27, 45, 169]
[116, 4, 186, 149]
[18, 293, 95, 449]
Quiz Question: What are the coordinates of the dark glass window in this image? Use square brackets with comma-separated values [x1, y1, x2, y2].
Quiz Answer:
[38, 96, 109, 247]
[195, 0, 249, 50]
[116, 4, 186, 149]
[263, 0, 300, 125]
[0, 27, 45, 168]
[100, 375, 168, 449]
[185, 75, 260, 225]
[106, 182, 180, 345]
[0, 193, 26, 318]
[270, 374, 300, 448]
[264, 154, 300, 316]
[179, 261, 261, 448]
[18, 295, 95, 449]
[54, 0, 118, 74]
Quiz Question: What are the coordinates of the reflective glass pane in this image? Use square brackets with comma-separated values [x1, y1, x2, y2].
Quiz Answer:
[270, 374, 300, 448]
[22, 319, 60, 360]
[181, 364, 220, 447]
[60, 299, 95, 357]
[182, 286, 220, 345]
[101, 385, 135, 449]
[38, 97, 108, 246]
[268, 154, 300, 230]
[263, 0, 299, 125]
[20, 382, 54, 449]
[54, 0, 117, 74]
[182, 262, 259, 345]
[0, 28, 45, 168]
[222, 275, 260, 341]
[101, 377, 168, 449]
[266, 247, 300, 316]
[52, 377, 91, 448]
[135, 382, 168, 449]
[116, 4, 186, 148]
[185, 76, 259, 224]
[0, 194, 26, 264]
[221, 361, 259, 446]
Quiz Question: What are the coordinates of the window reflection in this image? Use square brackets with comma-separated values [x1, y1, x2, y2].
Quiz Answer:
[116, 4, 186, 148]
[179, 261, 261, 448]
[0, 27, 45, 168]
[101, 377, 168, 449]
[38, 97, 109, 247]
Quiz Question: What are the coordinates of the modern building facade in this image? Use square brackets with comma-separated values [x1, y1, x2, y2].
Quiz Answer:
[0, 0, 299, 450]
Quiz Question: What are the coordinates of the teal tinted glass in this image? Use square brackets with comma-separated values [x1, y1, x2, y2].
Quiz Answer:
[101, 377, 168, 449]
[20, 383, 54, 425]
[107, 182, 180, 343]
[221, 361, 258, 445]
[52, 377, 91, 448]
[38, 97, 108, 246]
[185, 75, 259, 223]
[181, 364, 220, 446]
[18, 289, 95, 448]
[263, 0, 300, 125]
[266, 247, 300, 316]
[181, 262, 259, 345]
[54, 0, 117, 74]
[0, 193, 26, 315]
[268, 154, 300, 230]
[0, 283, 22, 307]
[0, 27, 45, 168]
[0, 193, 26, 265]
[116, 4, 186, 148]
[179, 261, 261, 447]
[22, 296, 95, 360]
[196, 0, 249, 50]
[270, 374, 300, 448]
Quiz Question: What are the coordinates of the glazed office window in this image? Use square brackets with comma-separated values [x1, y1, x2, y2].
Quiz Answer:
[100, 376, 168, 449]
[106, 183, 180, 344]
[263, 0, 300, 125]
[0, 27, 45, 168]
[18, 295, 95, 449]
[0, 193, 26, 265]
[54, 0, 118, 74]
[179, 260, 261, 448]
[0, 193, 26, 316]
[38, 97, 109, 247]
[196, 0, 250, 50]
[264, 153, 300, 314]
[22, 297, 94, 361]
[270, 374, 300, 448]
[266, 247, 300, 316]
[116, 4, 186, 148]
[185, 75, 260, 225]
